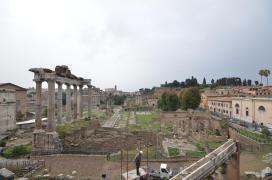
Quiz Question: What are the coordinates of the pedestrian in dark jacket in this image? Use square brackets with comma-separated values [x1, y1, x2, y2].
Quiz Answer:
[134, 150, 143, 176]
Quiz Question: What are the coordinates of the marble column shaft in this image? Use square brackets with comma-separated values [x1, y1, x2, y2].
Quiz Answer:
[47, 80, 56, 132]
[88, 85, 92, 118]
[66, 84, 71, 121]
[57, 82, 63, 124]
[73, 85, 78, 120]
[78, 85, 83, 118]
[35, 81, 42, 129]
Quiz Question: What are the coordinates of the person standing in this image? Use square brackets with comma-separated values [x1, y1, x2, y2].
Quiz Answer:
[134, 150, 143, 176]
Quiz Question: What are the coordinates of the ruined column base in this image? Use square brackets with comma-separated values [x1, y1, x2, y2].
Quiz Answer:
[32, 129, 63, 156]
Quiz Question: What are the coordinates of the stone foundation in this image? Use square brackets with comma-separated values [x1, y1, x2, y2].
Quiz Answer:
[32, 129, 62, 155]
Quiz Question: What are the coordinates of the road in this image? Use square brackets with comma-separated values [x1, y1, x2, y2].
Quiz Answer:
[102, 107, 121, 128]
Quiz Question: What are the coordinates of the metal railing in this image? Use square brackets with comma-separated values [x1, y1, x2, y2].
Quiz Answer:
[171, 139, 237, 180]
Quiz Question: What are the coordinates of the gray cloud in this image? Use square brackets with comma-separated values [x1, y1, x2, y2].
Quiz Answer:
[0, 0, 271, 91]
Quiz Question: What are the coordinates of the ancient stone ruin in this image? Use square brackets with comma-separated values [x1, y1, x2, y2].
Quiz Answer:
[29, 65, 92, 155]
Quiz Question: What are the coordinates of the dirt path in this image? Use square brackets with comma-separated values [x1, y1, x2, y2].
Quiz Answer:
[32, 155, 193, 179]
[240, 151, 272, 174]
[103, 108, 121, 128]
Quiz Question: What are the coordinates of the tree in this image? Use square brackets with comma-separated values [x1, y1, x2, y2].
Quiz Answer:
[263, 69, 271, 86]
[171, 80, 180, 87]
[180, 81, 185, 88]
[180, 87, 201, 110]
[202, 78, 206, 86]
[112, 95, 126, 105]
[167, 93, 180, 111]
[242, 79, 247, 86]
[158, 92, 179, 111]
[247, 79, 252, 86]
[259, 69, 265, 84]
[211, 79, 215, 85]
[185, 76, 198, 87]
[215, 77, 242, 86]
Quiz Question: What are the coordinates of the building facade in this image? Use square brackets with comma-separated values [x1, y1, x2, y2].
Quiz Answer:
[232, 97, 272, 127]
[0, 89, 16, 133]
[208, 97, 232, 117]
[0, 83, 27, 115]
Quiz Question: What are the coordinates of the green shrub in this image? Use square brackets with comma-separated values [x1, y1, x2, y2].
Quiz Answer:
[262, 127, 270, 137]
[195, 142, 204, 151]
[0, 139, 7, 147]
[56, 119, 92, 138]
[3, 144, 32, 158]
[215, 129, 221, 136]
[168, 147, 180, 157]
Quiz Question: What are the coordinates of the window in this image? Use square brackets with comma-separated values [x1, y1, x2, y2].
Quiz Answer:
[235, 103, 240, 114]
[161, 168, 168, 173]
[246, 107, 249, 116]
[258, 106, 266, 111]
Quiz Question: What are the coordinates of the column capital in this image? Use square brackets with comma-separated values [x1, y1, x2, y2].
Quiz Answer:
[56, 81, 63, 85]
[34, 79, 43, 83]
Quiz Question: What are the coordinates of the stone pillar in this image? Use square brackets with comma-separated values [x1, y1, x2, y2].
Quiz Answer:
[47, 80, 56, 132]
[78, 85, 83, 118]
[66, 83, 71, 121]
[88, 85, 92, 118]
[57, 82, 63, 124]
[73, 85, 78, 120]
[35, 80, 42, 129]
[225, 143, 240, 180]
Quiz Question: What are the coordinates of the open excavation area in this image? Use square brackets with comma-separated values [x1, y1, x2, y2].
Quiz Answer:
[0, 65, 271, 180]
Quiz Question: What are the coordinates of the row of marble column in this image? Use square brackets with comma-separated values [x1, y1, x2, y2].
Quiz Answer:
[91, 94, 101, 106]
[135, 95, 142, 105]
[35, 80, 92, 132]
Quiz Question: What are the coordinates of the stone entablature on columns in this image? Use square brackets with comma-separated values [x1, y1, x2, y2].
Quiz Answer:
[29, 66, 91, 128]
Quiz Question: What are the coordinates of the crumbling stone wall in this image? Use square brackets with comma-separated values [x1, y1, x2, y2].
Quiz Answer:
[160, 111, 226, 140]
[62, 127, 161, 154]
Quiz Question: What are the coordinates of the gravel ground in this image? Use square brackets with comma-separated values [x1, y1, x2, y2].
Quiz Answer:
[32, 155, 194, 179]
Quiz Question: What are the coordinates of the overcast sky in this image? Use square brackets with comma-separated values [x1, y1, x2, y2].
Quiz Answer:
[0, 0, 272, 91]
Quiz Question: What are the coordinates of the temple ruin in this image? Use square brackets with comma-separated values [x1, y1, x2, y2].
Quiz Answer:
[29, 65, 92, 154]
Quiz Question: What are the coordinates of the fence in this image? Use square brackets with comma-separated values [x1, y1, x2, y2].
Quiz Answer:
[0, 159, 45, 177]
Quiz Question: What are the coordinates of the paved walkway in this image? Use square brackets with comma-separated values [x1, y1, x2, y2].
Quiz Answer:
[102, 108, 121, 128]
[129, 111, 136, 125]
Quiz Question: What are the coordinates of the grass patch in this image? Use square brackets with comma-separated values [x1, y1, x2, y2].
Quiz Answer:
[3, 144, 32, 158]
[152, 123, 161, 130]
[56, 119, 92, 138]
[238, 128, 272, 144]
[207, 141, 223, 149]
[186, 150, 206, 158]
[168, 147, 180, 157]
[129, 111, 160, 131]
